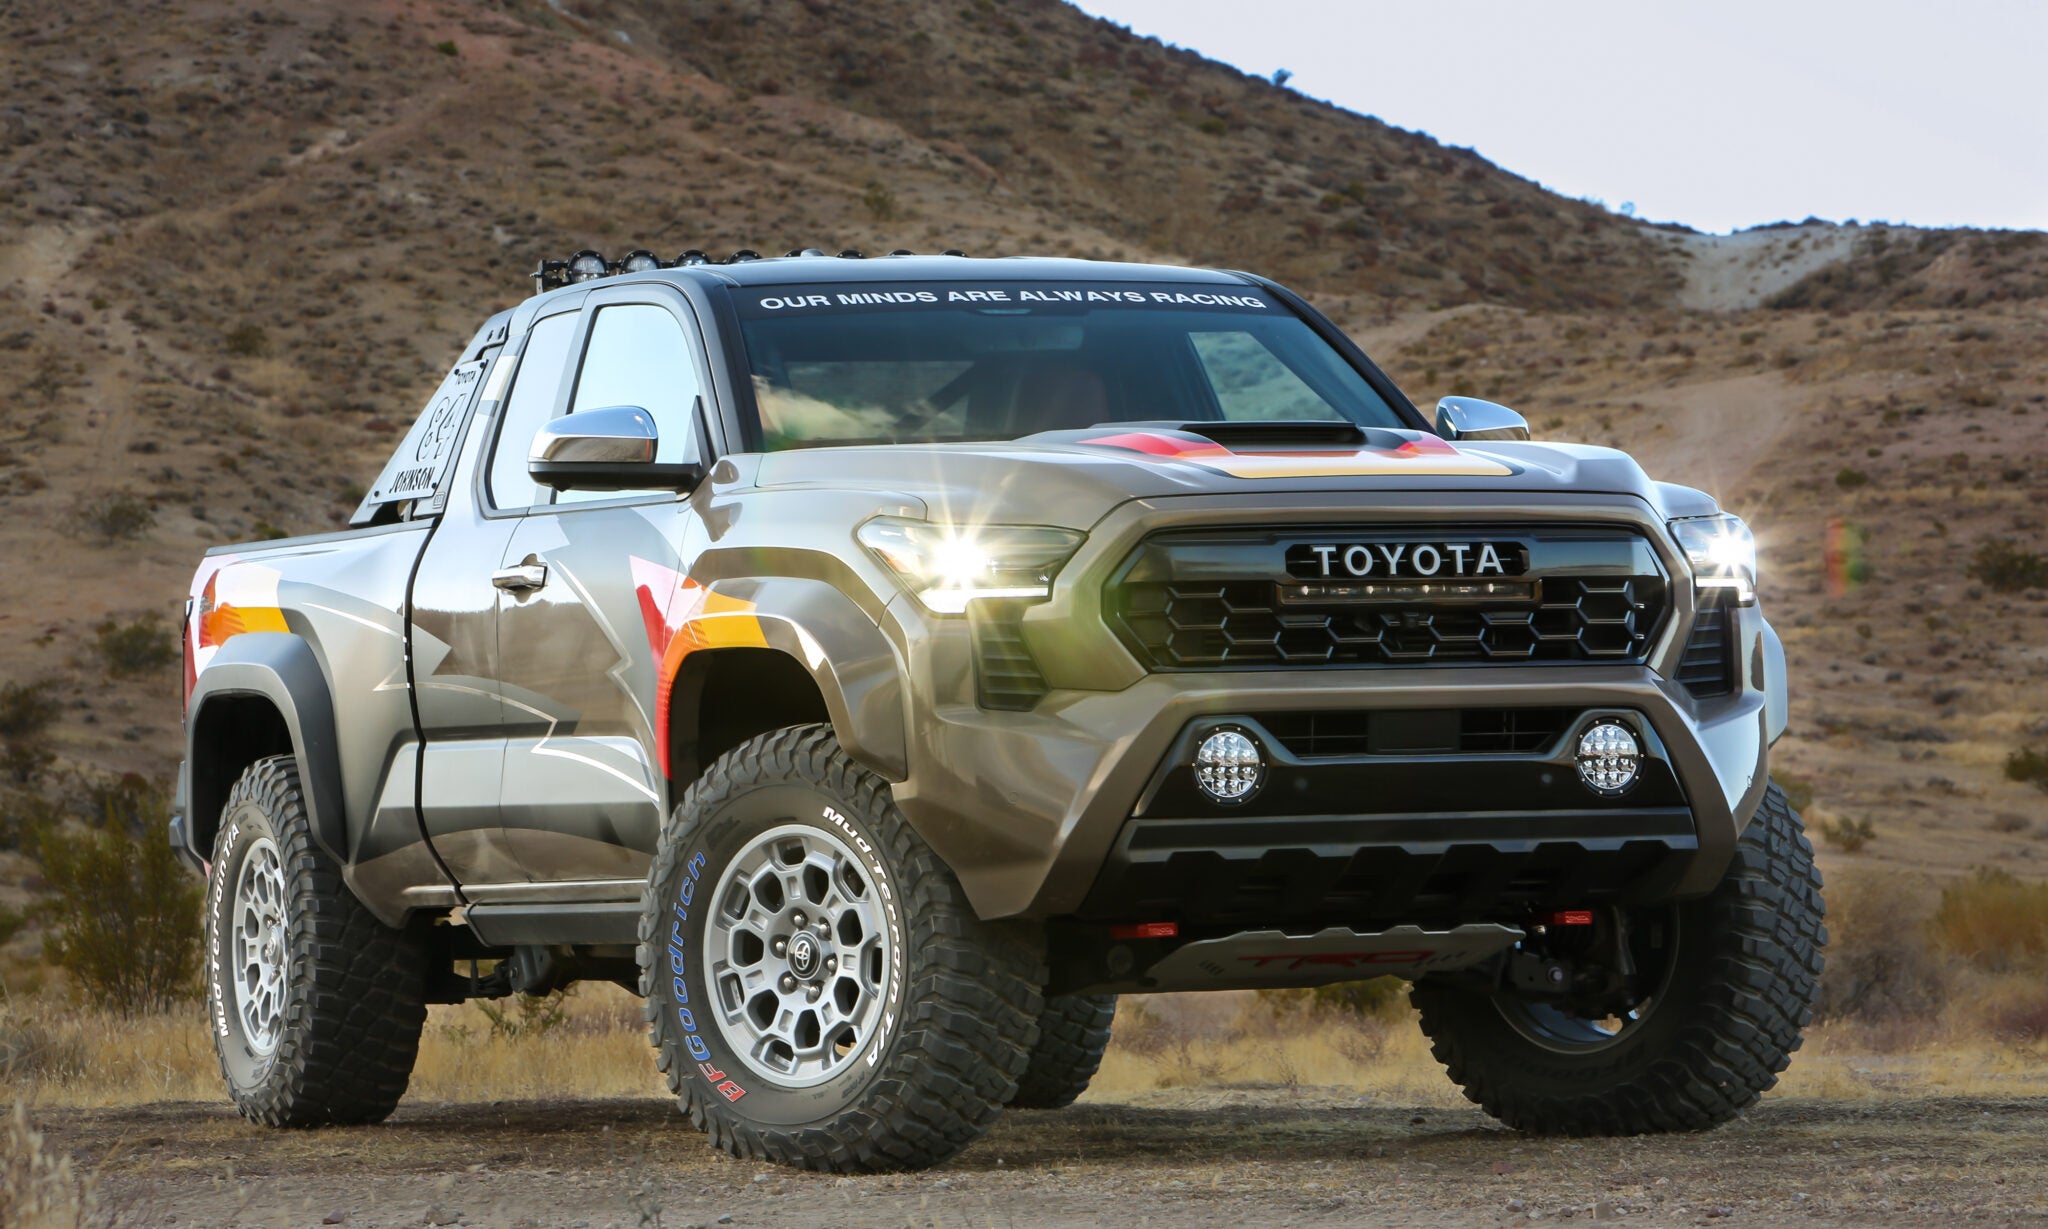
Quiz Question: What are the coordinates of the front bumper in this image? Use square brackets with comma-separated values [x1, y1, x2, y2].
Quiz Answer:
[890, 609, 1779, 922]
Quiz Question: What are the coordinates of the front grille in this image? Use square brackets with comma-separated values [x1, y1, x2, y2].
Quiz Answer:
[1677, 591, 1736, 698]
[1257, 708, 1576, 758]
[1112, 575, 1665, 669]
[970, 599, 1048, 710]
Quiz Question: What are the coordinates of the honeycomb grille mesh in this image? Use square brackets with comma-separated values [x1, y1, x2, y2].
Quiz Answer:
[1111, 576, 1666, 669]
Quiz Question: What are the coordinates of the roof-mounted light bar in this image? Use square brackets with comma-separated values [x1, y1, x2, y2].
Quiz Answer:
[531, 245, 966, 292]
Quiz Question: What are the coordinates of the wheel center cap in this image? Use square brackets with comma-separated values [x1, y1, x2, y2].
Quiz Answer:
[787, 931, 822, 979]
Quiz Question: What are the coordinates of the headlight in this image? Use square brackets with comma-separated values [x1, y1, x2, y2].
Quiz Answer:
[1669, 513, 1756, 605]
[857, 517, 1085, 615]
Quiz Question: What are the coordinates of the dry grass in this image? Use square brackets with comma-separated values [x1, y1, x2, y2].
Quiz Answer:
[1932, 868, 2048, 971]
[0, 987, 658, 1110]
[6, 869, 2048, 1118]
[1, 1101, 99, 1229]
[1091, 993, 1467, 1108]
[13, 981, 2045, 1117]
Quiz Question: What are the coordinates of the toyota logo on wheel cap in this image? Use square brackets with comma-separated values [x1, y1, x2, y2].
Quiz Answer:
[788, 932, 820, 979]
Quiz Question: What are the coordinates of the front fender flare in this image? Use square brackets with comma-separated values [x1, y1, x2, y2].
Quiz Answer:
[185, 632, 348, 866]
[673, 577, 909, 783]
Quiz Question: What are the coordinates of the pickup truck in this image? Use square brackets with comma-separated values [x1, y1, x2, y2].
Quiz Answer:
[176, 250, 1824, 1171]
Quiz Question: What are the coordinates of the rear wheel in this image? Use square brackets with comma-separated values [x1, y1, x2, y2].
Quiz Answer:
[1009, 994, 1117, 1109]
[205, 755, 429, 1126]
[640, 725, 1044, 1172]
[1411, 784, 1825, 1134]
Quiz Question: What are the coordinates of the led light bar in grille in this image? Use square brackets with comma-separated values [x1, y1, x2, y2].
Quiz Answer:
[1282, 580, 1537, 604]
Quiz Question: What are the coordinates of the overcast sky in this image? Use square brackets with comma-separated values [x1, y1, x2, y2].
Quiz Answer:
[1066, 0, 2048, 235]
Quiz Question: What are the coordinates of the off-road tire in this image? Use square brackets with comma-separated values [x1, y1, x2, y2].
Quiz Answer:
[1008, 994, 1116, 1109]
[205, 755, 429, 1126]
[639, 724, 1044, 1172]
[1411, 783, 1825, 1135]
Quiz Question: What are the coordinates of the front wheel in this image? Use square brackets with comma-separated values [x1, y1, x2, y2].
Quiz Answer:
[1411, 784, 1825, 1135]
[639, 725, 1044, 1172]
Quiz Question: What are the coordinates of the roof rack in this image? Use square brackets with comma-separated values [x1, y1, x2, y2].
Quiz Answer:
[531, 245, 965, 292]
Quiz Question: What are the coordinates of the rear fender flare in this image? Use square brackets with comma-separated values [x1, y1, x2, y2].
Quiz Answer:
[186, 632, 348, 865]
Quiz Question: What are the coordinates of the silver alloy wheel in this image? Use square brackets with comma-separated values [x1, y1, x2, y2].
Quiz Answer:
[704, 823, 894, 1088]
[231, 836, 290, 1058]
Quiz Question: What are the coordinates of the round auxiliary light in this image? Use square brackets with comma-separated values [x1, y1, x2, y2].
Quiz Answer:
[1194, 727, 1264, 804]
[675, 249, 709, 266]
[619, 249, 662, 273]
[1575, 720, 1642, 796]
[566, 249, 608, 282]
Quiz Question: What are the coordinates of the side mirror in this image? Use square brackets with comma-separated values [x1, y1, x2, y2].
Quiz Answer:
[529, 405, 705, 492]
[1435, 396, 1531, 442]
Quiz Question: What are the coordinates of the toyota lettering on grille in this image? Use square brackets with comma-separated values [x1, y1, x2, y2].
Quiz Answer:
[1284, 541, 1530, 580]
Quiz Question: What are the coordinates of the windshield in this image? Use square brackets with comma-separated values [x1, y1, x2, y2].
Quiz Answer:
[731, 281, 1406, 450]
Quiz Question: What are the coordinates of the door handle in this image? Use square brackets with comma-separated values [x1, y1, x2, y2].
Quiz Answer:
[491, 563, 548, 593]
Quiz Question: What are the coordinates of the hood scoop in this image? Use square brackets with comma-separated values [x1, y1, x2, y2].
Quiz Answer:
[1109, 419, 1401, 451]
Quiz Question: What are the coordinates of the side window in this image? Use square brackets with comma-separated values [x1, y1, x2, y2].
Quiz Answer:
[557, 304, 705, 505]
[487, 312, 580, 511]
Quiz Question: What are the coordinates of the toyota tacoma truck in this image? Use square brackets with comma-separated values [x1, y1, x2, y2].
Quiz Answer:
[175, 249, 1824, 1171]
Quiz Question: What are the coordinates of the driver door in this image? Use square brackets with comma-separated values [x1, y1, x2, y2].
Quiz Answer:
[492, 289, 716, 887]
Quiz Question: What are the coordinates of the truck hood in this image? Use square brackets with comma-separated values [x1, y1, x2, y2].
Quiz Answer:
[751, 427, 1688, 530]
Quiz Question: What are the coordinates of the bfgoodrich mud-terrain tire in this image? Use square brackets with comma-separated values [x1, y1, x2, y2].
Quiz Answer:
[639, 724, 1044, 1172]
[1008, 994, 1116, 1109]
[1410, 784, 1825, 1135]
[205, 755, 429, 1126]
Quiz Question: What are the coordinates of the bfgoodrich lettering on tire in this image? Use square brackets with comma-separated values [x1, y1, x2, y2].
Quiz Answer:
[1410, 783, 1826, 1134]
[638, 724, 1044, 1172]
[206, 755, 429, 1126]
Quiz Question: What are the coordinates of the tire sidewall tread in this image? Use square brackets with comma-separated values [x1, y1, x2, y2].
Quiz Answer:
[639, 724, 1045, 1173]
[1411, 783, 1827, 1135]
[205, 755, 428, 1128]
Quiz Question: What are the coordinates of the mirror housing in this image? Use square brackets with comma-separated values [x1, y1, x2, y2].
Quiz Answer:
[1435, 396, 1531, 442]
[528, 405, 705, 492]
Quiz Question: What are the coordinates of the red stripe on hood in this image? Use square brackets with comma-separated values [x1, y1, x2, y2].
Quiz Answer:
[1083, 431, 1232, 458]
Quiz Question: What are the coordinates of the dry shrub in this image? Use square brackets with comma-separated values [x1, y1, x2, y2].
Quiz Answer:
[1968, 537, 2048, 593]
[1932, 868, 2048, 972]
[0, 1102, 100, 1229]
[1819, 814, 1876, 852]
[2007, 747, 2048, 794]
[1983, 982, 2048, 1045]
[1254, 976, 1407, 1023]
[73, 493, 154, 544]
[0, 1012, 86, 1084]
[32, 778, 201, 1014]
[92, 615, 175, 679]
[1813, 871, 1948, 1025]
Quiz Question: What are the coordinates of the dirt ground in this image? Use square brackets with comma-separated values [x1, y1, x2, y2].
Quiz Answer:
[31, 1087, 2048, 1228]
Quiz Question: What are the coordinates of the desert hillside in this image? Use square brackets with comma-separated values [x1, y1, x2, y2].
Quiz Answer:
[0, 0, 2043, 893]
